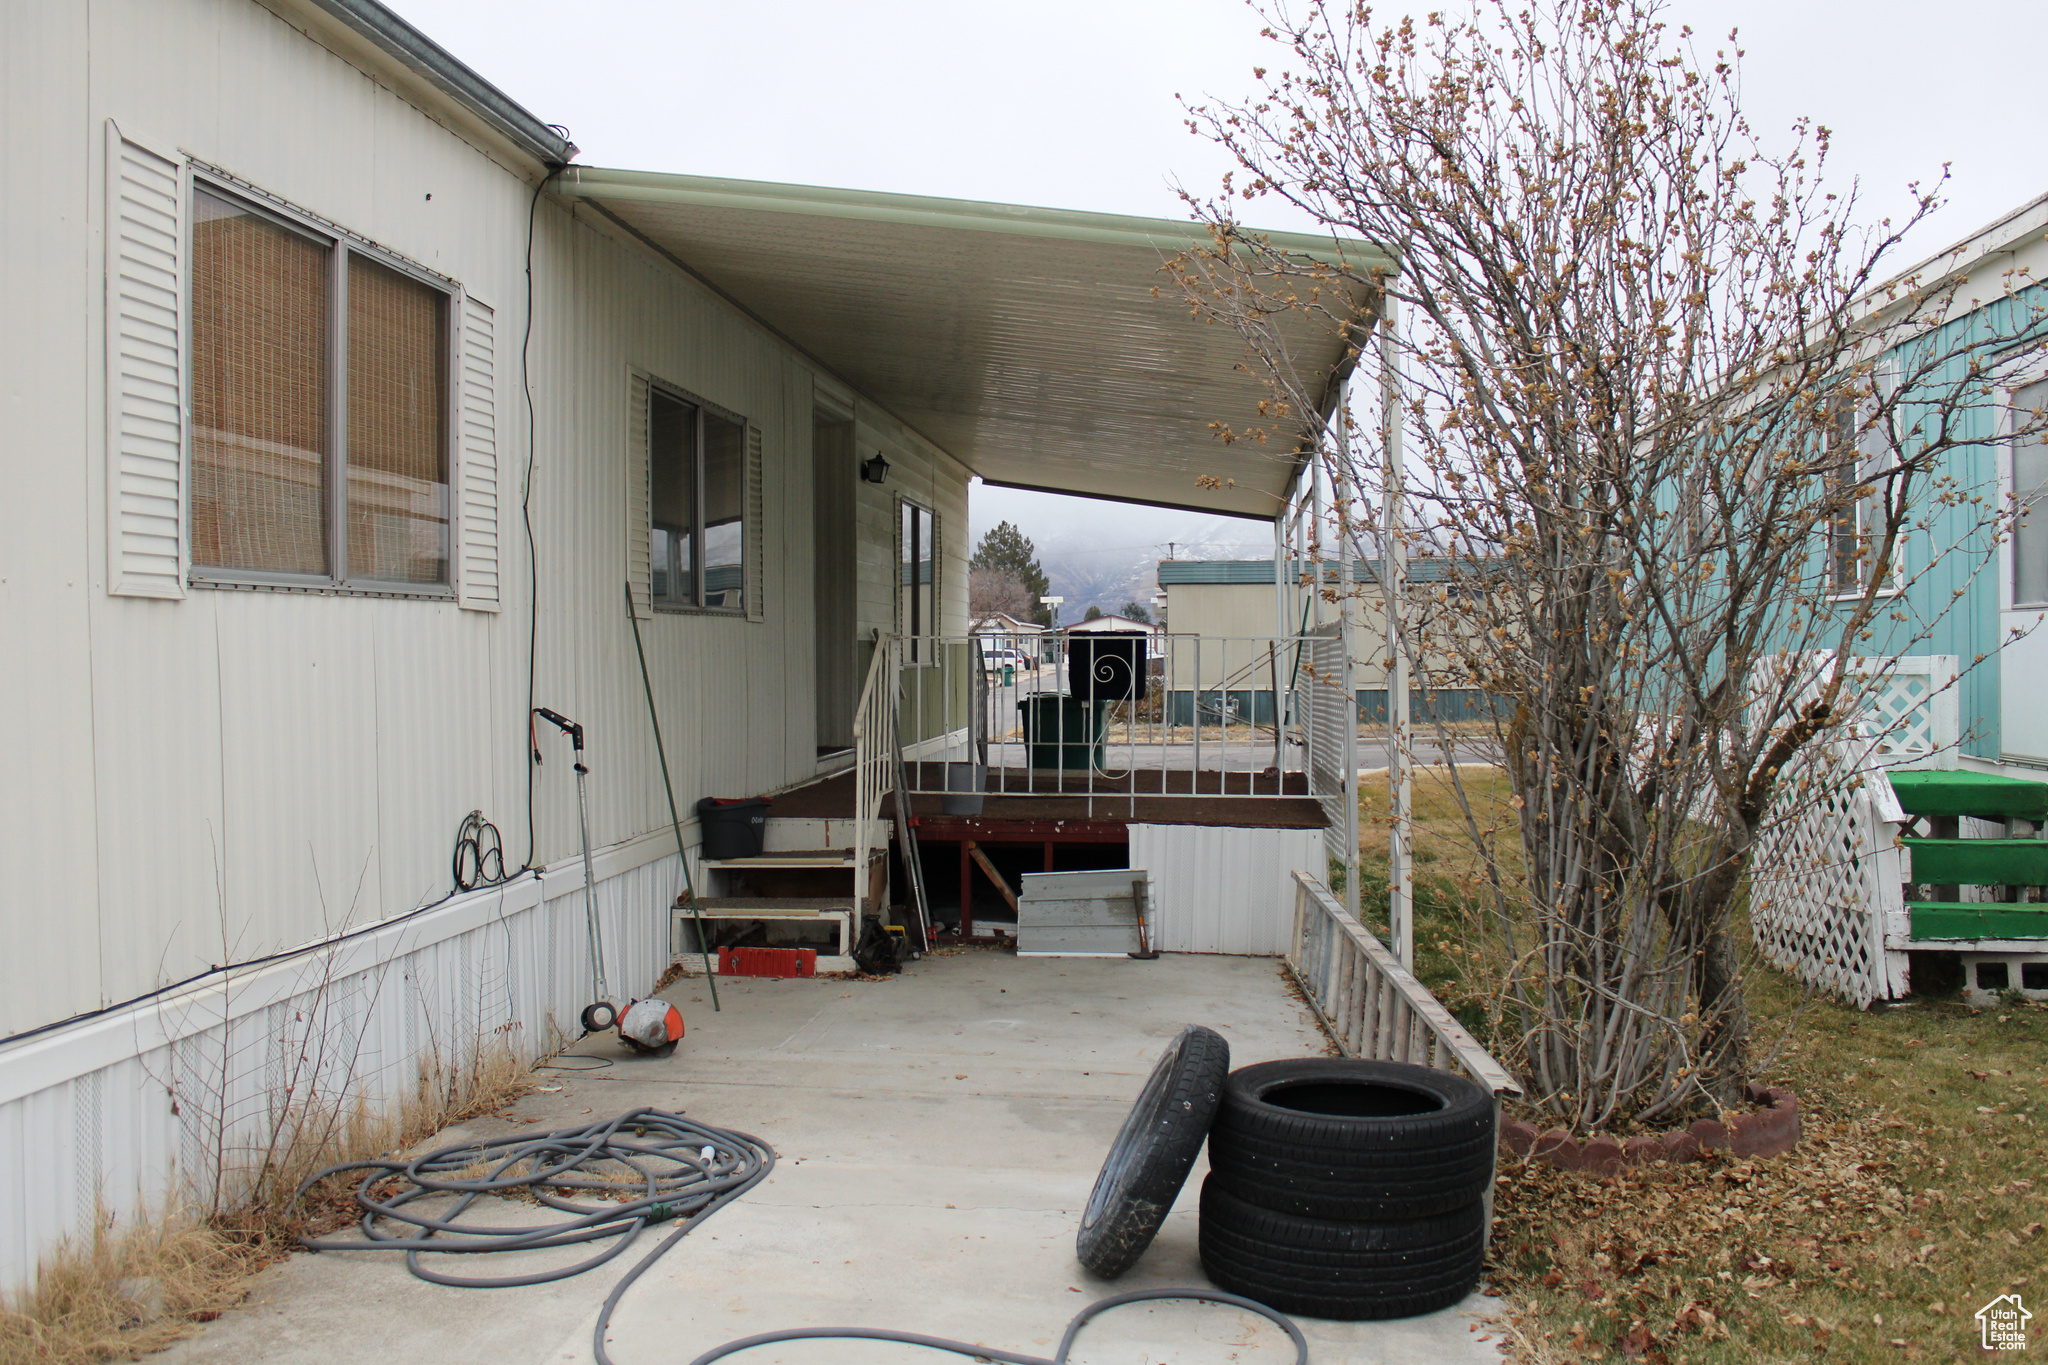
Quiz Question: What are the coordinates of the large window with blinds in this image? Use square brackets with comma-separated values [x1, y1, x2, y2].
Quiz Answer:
[649, 383, 748, 613]
[189, 179, 452, 592]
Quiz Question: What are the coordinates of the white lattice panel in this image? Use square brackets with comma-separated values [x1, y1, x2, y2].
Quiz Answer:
[1858, 656, 1960, 770]
[1748, 732, 1908, 1006]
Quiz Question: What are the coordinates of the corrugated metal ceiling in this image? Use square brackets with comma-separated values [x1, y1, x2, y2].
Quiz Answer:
[555, 168, 1391, 520]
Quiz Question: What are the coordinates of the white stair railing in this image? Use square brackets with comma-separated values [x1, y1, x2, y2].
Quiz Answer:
[851, 634, 898, 914]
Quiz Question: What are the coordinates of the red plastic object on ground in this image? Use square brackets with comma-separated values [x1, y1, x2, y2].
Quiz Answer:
[717, 946, 818, 978]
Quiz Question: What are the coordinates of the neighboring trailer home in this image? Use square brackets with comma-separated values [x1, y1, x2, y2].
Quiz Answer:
[1747, 192, 2048, 1006]
[1157, 558, 1489, 723]
[0, 0, 1405, 1287]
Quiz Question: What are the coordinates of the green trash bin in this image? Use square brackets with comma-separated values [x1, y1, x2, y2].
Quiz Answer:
[1002, 664, 1015, 686]
[1019, 694, 1106, 771]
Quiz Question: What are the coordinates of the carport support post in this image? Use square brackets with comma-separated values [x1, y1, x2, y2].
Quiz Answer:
[1336, 381, 1361, 922]
[1381, 291, 1413, 970]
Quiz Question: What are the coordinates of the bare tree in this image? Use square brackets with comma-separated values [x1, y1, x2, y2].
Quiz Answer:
[971, 565, 1037, 621]
[1172, 0, 2046, 1125]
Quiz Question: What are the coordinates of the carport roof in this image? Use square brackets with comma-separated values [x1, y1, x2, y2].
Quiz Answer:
[554, 167, 1393, 520]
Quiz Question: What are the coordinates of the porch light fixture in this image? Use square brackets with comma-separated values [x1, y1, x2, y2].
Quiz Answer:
[860, 451, 891, 484]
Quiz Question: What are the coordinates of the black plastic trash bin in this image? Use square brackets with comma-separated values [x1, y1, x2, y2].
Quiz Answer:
[696, 796, 771, 859]
[1019, 694, 1107, 771]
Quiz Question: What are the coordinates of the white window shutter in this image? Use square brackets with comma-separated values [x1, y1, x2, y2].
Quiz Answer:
[104, 122, 186, 599]
[455, 295, 500, 611]
[626, 371, 652, 619]
[746, 423, 765, 621]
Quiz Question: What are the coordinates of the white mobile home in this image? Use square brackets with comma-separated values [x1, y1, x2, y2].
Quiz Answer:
[0, 0, 1389, 1287]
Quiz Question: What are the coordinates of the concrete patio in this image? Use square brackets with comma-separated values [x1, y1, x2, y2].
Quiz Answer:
[161, 951, 1506, 1364]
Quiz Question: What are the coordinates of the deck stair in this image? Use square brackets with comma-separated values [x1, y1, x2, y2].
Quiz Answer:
[1886, 770, 2048, 1002]
[673, 849, 882, 973]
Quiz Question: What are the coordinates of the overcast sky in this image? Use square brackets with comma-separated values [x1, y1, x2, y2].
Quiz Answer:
[395, 0, 2048, 555]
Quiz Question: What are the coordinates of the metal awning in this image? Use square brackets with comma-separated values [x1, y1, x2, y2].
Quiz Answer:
[554, 167, 1392, 519]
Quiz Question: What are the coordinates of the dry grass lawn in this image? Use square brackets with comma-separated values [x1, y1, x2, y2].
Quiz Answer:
[0, 1042, 536, 1365]
[1349, 767, 2048, 1364]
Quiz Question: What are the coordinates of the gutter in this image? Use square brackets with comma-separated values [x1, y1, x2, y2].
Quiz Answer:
[299, 0, 577, 168]
[554, 165, 1395, 269]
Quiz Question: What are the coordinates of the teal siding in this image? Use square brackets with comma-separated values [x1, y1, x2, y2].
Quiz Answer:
[1820, 284, 2048, 760]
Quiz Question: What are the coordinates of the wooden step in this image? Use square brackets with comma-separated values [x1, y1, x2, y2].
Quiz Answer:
[691, 896, 856, 917]
[1906, 901, 2048, 942]
[673, 898, 857, 970]
[1900, 837, 2048, 886]
[1887, 770, 2048, 823]
[700, 849, 858, 871]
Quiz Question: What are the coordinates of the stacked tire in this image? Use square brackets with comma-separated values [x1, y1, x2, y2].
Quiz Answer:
[1199, 1058, 1495, 1320]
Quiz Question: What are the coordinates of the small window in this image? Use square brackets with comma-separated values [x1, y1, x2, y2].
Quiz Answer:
[650, 384, 747, 613]
[2013, 378, 2048, 607]
[1826, 378, 1899, 597]
[900, 499, 935, 662]
[189, 182, 451, 590]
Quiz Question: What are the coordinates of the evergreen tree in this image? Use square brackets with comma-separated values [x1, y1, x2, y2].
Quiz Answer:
[970, 521, 1051, 626]
[1082, 604, 1104, 621]
[1119, 601, 1152, 623]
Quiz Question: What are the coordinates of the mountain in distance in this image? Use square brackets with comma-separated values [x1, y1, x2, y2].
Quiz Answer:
[1034, 516, 1273, 625]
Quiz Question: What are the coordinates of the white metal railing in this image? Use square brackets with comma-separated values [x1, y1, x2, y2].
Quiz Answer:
[898, 631, 1340, 809]
[1304, 623, 1359, 908]
[851, 634, 899, 912]
[1287, 871, 1521, 1097]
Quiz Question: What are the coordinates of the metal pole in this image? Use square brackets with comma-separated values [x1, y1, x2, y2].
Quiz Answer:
[573, 761, 609, 1005]
[1273, 504, 1289, 774]
[1310, 456, 1327, 628]
[625, 582, 719, 1008]
[1381, 291, 1413, 970]
[1336, 382, 1361, 921]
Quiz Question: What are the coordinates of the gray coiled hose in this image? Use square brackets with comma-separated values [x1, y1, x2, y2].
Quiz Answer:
[294, 1107, 1309, 1365]
[294, 1106, 774, 1364]
[683, 1287, 1311, 1364]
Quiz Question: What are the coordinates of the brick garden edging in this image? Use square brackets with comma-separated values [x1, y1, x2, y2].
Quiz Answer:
[1498, 1083, 1800, 1174]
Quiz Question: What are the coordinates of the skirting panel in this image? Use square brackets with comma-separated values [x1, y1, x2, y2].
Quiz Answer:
[1128, 824, 1324, 956]
[0, 847, 684, 1292]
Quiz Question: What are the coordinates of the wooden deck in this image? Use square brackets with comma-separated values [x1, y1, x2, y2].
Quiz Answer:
[767, 764, 1327, 830]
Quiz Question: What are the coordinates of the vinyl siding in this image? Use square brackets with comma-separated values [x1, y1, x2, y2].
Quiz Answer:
[1, 0, 971, 1040]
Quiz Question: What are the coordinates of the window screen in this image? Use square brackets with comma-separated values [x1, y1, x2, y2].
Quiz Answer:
[900, 500, 934, 661]
[702, 411, 745, 612]
[650, 388, 697, 606]
[190, 187, 331, 576]
[647, 385, 748, 613]
[2016, 379, 2048, 606]
[346, 254, 449, 584]
[188, 180, 452, 592]
[1825, 397, 1862, 595]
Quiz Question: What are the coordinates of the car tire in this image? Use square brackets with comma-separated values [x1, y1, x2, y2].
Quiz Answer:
[1198, 1174, 1484, 1262]
[1198, 1174, 1485, 1320]
[1207, 1058, 1495, 1220]
[1075, 1024, 1231, 1279]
